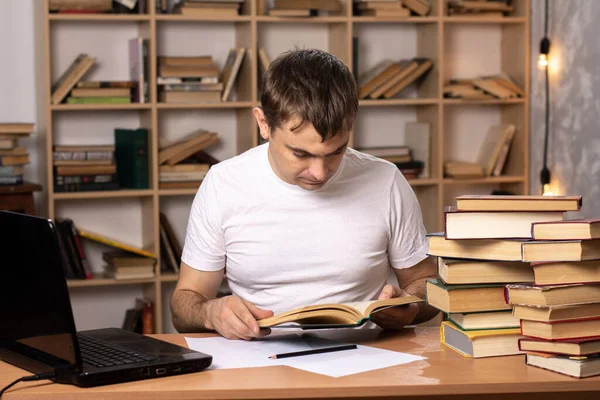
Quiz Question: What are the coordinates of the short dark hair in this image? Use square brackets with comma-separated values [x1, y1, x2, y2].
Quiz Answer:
[260, 49, 358, 142]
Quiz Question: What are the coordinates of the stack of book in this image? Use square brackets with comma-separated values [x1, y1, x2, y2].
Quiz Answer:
[173, 0, 245, 17]
[51, 43, 148, 105]
[158, 50, 245, 103]
[444, 74, 525, 100]
[426, 195, 585, 359]
[158, 130, 219, 190]
[353, 0, 430, 17]
[103, 251, 156, 280]
[444, 123, 516, 179]
[68, 81, 136, 105]
[49, 0, 146, 14]
[447, 0, 513, 17]
[268, 0, 341, 17]
[0, 123, 34, 186]
[358, 58, 433, 100]
[505, 216, 600, 378]
[53, 145, 119, 192]
[357, 146, 423, 178]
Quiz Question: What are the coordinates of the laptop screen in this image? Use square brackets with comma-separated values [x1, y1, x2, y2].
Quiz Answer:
[0, 211, 81, 369]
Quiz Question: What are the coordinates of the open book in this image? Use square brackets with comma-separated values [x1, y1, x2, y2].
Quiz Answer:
[257, 295, 423, 329]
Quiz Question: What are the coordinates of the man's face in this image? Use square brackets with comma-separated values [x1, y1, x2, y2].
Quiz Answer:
[255, 108, 350, 191]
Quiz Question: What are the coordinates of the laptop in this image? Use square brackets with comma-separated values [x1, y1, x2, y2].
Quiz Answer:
[0, 211, 212, 387]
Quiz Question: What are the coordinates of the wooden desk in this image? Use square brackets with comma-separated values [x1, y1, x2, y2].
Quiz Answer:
[2, 327, 600, 399]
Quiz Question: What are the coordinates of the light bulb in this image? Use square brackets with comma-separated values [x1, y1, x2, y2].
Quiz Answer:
[542, 184, 554, 196]
[538, 54, 549, 69]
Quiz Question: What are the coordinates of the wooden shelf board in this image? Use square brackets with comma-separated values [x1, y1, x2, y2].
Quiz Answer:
[156, 101, 254, 110]
[443, 16, 527, 24]
[48, 14, 151, 21]
[352, 16, 438, 24]
[256, 16, 347, 23]
[67, 278, 156, 288]
[155, 15, 252, 22]
[159, 274, 179, 283]
[407, 178, 440, 186]
[360, 98, 438, 107]
[158, 188, 199, 196]
[443, 176, 526, 185]
[442, 98, 526, 105]
[51, 103, 152, 111]
[52, 189, 155, 200]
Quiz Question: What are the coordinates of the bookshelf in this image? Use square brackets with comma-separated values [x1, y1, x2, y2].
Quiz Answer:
[41, 0, 530, 334]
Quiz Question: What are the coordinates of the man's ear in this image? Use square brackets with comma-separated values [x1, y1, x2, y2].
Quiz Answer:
[253, 107, 270, 141]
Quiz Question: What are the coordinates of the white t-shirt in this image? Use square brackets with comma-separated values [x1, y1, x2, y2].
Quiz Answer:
[182, 143, 428, 314]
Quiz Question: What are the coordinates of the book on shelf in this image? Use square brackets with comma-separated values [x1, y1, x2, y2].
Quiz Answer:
[258, 48, 271, 73]
[53, 145, 115, 161]
[404, 122, 430, 179]
[51, 54, 96, 105]
[368, 60, 419, 99]
[160, 212, 183, 267]
[129, 37, 149, 103]
[443, 161, 484, 178]
[159, 64, 220, 78]
[174, 1, 241, 17]
[158, 76, 219, 85]
[400, 0, 430, 16]
[0, 166, 24, 177]
[425, 279, 511, 313]
[356, 146, 410, 158]
[532, 219, 600, 241]
[358, 7, 410, 17]
[447, 311, 520, 331]
[159, 130, 218, 165]
[272, 0, 342, 12]
[122, 297, 154, 334]
[519, 337, 600, 357]
[54, 174, 119, 193]
[158, 180, 202, 190]
[355, 1, 405, 11]
[159, 221, 180, 274]
[0, 123, 35, 134]
[455, 195, 583, 212]
[159, 90, 222, 103]
[49, 0, 113, 12]
[0, 138, 18, 150]
[220, 47, 246, 102]
[513, 303, 600, 324]
[448, 0, 514, 15]
[158, 56, 213, 66]
[66, 96, 131, 104]
[257, 295, 423, 328]
[358, 60, 402, 99]
[115, 128, 149, 189]
[444, 75, 523, 99]
[382, 59, 432, 99]
[268, 8, 318, 16]
[443, 208, 564, 240]
[103, 251, 156, 280]
[56, 218, 93, 280]
[526, 353, 600, 378]
[476, 123, 516, 176]
[440, 321, 522, 358]
[0, 155, 30, 167]
[54, 164, 117, 176]
[437, 257, 533, 285]
[76, 80, 138, 89]
[77, 228, 156, 258]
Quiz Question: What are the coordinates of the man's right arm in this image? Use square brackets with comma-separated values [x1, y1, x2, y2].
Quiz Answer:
[170, 262, 274, 340]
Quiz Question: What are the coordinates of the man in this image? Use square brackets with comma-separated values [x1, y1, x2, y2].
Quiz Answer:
[171, 49, 439, 340]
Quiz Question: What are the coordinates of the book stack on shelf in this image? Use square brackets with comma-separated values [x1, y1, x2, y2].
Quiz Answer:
[447, 0, 513, 17]
[158, 130, 219, 190]
[0, 123, 34, 186]
[115, 128, 149, 189]
[358, 58, 433, 100]
[358, 146, 424, 179]
[444, 123, 515, 179]
[53, 145, 119, 192]
[103, 251, 156, 280]
[158, 49, 245, 103]
[425, 195, 585, 359]
[49, 0, 147, 14]
[173, 0, 244, 17]
[159, 213, 182, 275]
[353, 0, 430, 17]
[505, 216, 600, 378]
[444, 74, 525, 101]
[268, 0, 342, 17]
[52, 46, 148, 105]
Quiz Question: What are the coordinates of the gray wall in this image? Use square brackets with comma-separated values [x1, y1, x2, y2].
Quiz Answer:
[530, 0, 600, 218]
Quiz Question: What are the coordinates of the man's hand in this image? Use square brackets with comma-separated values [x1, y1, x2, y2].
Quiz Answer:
[369, 284, 419, 331]
[204, 295, 274, 340]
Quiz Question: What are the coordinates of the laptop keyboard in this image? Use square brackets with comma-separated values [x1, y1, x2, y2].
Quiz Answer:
[77, 334, 158, 368]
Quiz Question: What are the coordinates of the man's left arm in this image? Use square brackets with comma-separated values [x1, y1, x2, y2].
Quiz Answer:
[370, 256, 440, 330]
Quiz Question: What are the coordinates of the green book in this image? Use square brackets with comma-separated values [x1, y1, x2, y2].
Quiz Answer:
[115, 128, 149, 189]
[426, 278, 511, 314]
[67, 96, 131, 104]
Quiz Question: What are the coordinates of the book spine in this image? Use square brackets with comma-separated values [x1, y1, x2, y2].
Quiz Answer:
[54, 181, 120, 193]
[0, 176, 23, 185]
[67, 219, 94, 279]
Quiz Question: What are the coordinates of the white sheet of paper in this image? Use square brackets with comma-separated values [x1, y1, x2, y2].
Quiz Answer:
[185, 335, 425, 377]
